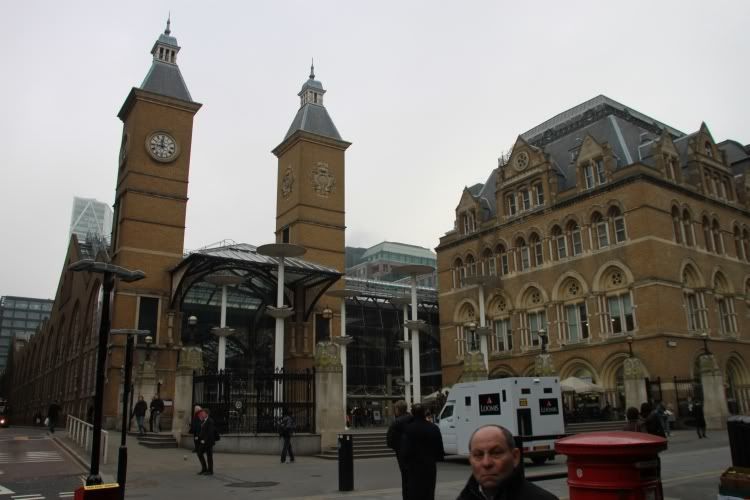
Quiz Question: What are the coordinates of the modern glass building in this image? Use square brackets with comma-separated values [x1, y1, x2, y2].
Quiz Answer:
[69, 197, 113, 244]
[0, 296, 53, 372]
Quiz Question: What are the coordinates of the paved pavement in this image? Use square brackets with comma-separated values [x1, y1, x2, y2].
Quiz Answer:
[0, 426, 85, 499]
[44, 427, 731, 499]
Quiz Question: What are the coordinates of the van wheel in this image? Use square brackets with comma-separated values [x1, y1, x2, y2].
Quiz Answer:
[531, 457, 546, 466]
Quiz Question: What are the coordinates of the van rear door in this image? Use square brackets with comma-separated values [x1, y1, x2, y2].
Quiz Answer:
[438, 402, 457, 454]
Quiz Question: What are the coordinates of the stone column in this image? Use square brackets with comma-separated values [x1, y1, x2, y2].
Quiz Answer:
[623, 357, 648, 410]
[461, 351, 488, 382]
[171, 347, 203, 442]
[534, 353, 557, 376]
[314, 341, 344, 450]
[698, 353, 729, 430]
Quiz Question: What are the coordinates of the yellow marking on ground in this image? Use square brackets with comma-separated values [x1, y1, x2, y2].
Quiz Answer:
[13, 436, 28, 441]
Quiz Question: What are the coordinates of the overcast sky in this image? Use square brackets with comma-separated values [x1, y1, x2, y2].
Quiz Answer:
[1, 1, 748, 299]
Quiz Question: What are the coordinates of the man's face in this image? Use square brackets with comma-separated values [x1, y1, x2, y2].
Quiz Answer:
[469, 427, 520, 491]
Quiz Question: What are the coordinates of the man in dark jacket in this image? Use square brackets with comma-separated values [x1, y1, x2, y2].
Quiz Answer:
[131, 395, 148, 435]
[47, 401, 61, 433]
[149, 395, 164, 432]
[401, 404, 444, 500]
[196, 409, 216, 475]
[457, 425, 558, 500]
[279, 410, 295, 463]
[386, 400, 413, 500]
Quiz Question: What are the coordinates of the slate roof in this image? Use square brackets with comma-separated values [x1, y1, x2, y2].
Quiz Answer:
[140, 61, 193, 102]
[283, 103, 342, 142]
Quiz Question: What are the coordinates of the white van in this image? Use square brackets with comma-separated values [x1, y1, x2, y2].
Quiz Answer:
[438, 377, 564, 463]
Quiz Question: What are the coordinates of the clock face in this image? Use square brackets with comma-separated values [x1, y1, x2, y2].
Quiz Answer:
[515, 151, 530, 171]
[146, 132, 179, 162]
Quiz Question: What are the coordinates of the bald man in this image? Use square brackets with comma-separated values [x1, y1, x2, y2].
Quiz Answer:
[456, 425, 558, 500]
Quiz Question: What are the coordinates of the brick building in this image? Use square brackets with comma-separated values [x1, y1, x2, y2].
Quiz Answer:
[436, 95, 750, 425]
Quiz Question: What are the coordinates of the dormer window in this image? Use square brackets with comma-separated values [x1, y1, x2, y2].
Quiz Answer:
[506, 194, 517, 216]
[520, 189, 531, 211]
[533, 183, 544, 206]
[582, 158, 607, 189]
[705, 141, 713, 158]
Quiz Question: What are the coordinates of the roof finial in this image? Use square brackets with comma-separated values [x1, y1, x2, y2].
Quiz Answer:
[310, 58, 315, 80]
[165, 13, 171, 36]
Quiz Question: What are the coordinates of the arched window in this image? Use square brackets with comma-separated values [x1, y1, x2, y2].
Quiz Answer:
[506, 194, 517, 216]
[453, 258, 464, 288]
[530, 233, 543, 267]
[592, 212, 609, 249]
[466, 254, 477, 278]
[552, 225, 566, 260]
[608, 206, 627, 243]
[516, 237, 530, 271]
[567, 221, 583, 256]
[561, 278, 588, 343]
[702, 216, 713, 252]
[672, 207, 683, 244]
[705, 141, 713, 158]
[496, 244, 510, 275]
[664, 155, 677, 181]
[683, 266, 707, 333]
[520, 187, 531, 211]
[743, 229, 750, 262]
[715, 273, 737, 337]
[521, 288, 546, 349]
[482, 248, 495, 276]
[712, 220, 724, 254]
[491, 295, 512, 353]
[735, 225, 745, 260]
[533, 182, 545, 206]
[602, 267, 636, 335]
[682, 210, 694, 247]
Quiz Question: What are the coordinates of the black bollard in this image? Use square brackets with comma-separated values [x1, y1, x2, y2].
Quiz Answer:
[338, 433, 354, 491]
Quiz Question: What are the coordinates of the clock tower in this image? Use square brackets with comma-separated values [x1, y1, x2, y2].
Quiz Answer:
[272, 65, 350, 273]
[110, 19, 201, 373]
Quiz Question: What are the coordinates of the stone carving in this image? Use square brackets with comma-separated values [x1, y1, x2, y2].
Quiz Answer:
[281, 165, 294, 198]
[177, 346, 204, 371]
[311, 162, 336, 197]
[462, 351, 488, 382]
[623, 357, 644, 379]
[698, 353, 720, 376]
[534, 353, 557, 376]
[314, 341, 342, 372]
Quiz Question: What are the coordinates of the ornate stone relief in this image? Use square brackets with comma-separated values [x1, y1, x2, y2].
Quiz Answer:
[311, 162, 336, 197]
[281, 165, 295, 198]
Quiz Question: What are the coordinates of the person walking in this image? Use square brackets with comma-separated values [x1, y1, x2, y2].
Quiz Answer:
[640, 402, 666, 437]
[131, 395, 148, 435]
[400, 404, 444, 500]
[622, 406, 644, 432]
[457, 424, 558, 499]
[693, 399, 707, 438]
[46, 401, 61, 433]
[149, 395, 164, 433]
[196, 409, 216, 475]
[386, 400, 413, 500]
[190, 405, 203, 452]
[279, 410, 295, 463]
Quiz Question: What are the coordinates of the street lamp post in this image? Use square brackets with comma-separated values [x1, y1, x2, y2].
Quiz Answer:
[538, 328, 547, 353]
[187, 315, 198, 345]
[67, 259, 145, 486]
[322, 306, 334, 340]
[327, 289, 358, 419]
[464, 321, 478, 351]
[626, 335, 634, 357]
[390, 296, 413, 405]
[111, 329, 149, 500]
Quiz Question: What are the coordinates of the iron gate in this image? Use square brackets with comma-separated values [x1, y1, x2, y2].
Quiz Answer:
[673, 376, 703, 418]
[645, 377, 662, 404]
[192, 369, 315, 434]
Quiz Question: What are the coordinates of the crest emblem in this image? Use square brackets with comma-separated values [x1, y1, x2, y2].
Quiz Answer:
[281, 165, 295, 198]
[311, 162, 336, 197]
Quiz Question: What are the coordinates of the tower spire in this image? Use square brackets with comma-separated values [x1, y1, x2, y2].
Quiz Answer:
[165, 13, 171, 36]
[310, 58, 315, 80]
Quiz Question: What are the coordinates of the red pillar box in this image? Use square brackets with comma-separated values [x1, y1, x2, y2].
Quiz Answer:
[73, 483, 120, 500]
[555, 431, 667, 500]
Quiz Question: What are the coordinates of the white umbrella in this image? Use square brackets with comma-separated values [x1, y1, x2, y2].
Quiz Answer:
[560, 376, 605, 394]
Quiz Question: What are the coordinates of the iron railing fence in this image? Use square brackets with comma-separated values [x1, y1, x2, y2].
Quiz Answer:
[192, 368, 315, 434]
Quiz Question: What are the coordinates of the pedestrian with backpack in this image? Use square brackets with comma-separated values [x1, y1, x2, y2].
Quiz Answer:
[279, 409, 295, 464]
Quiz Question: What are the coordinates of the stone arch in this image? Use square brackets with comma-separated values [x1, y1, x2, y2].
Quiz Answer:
[545, 218, 565, 234]
[593, 261, 635, 293]
[489, 365, 517, 379]
[559, 357, 601, 383]
[680, 260, 705, 289]
[486, 291, 513, 318]
[516, 283, 548, 310]
[604, 198, 626, 214]
[711, 268, 734, 294]
[551, 270, 590, 301]
[521, 363, 536, 376]
[586, 204, 607, 221]
[726, 353, 750, 385]
[453, 299, 478, 324]
[562, 214, 584, 229]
